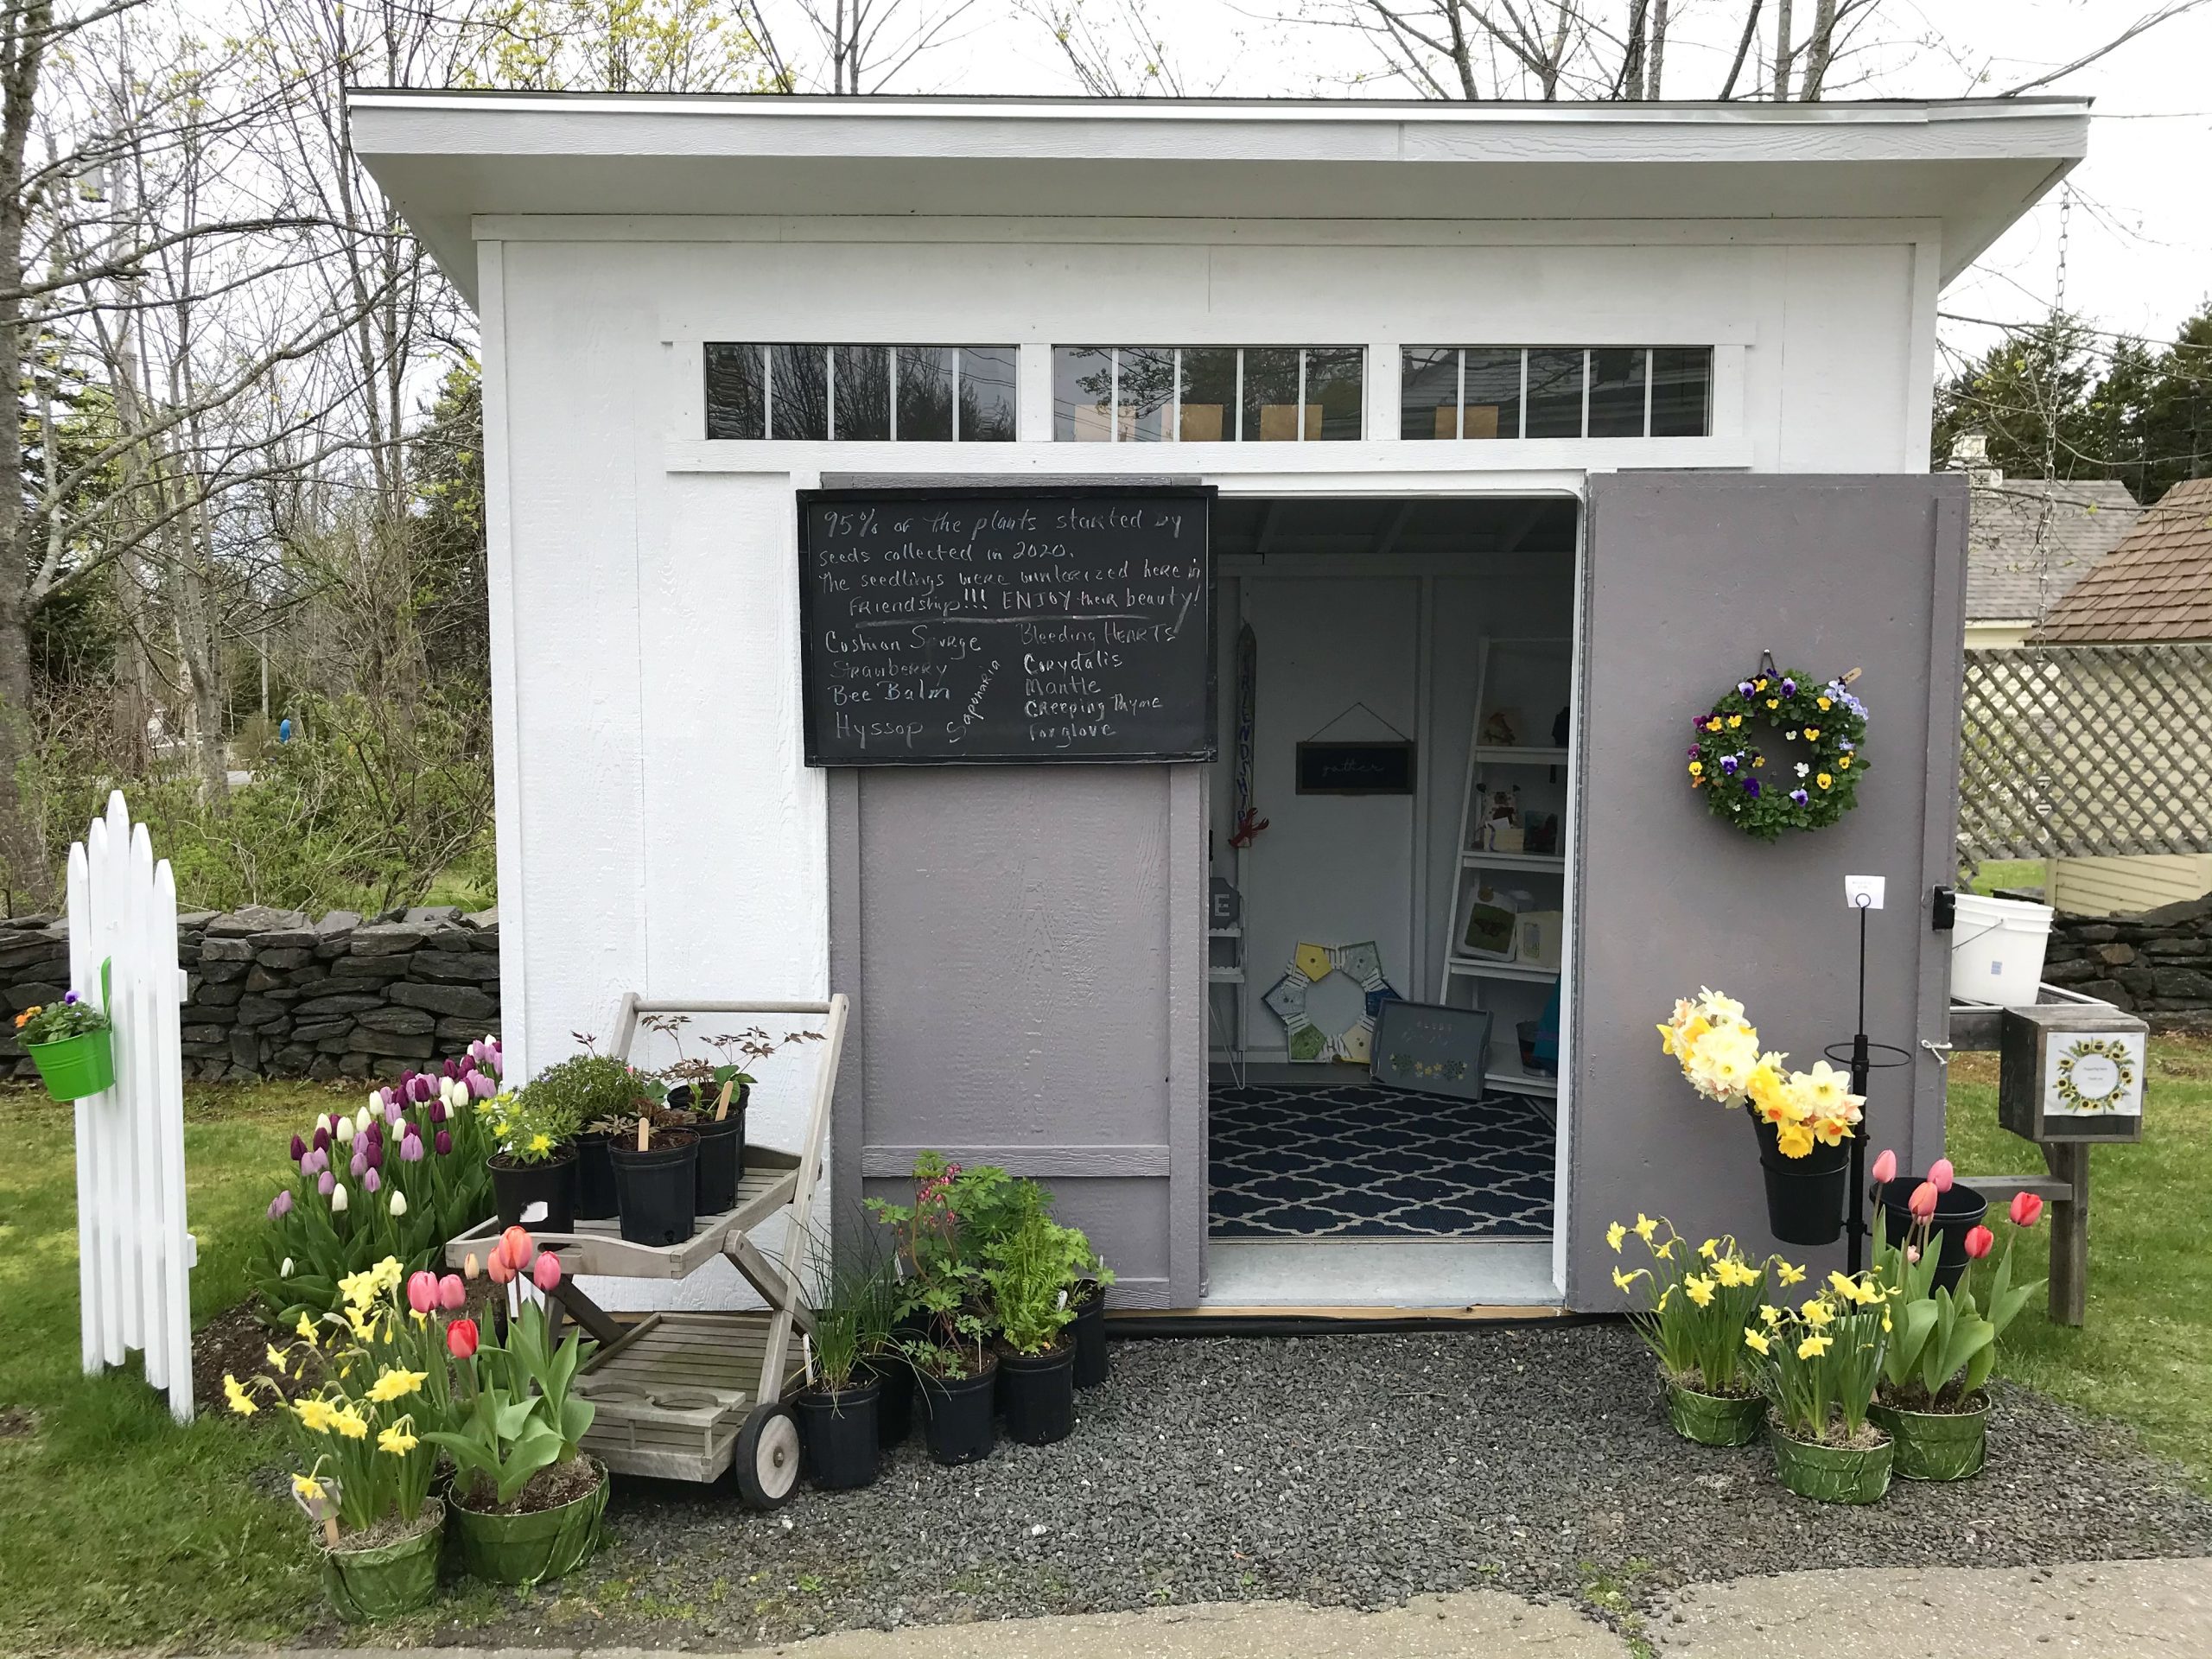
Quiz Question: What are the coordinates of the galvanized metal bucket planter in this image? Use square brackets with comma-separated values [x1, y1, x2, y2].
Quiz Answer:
[1664, 1380, 1766, 1447]
[1769, 1422, 1893, 1504]
[449, 1460, 607, 1586]
[1871, 1395, 1989, 1481]
[318, 1500, 445, 1622]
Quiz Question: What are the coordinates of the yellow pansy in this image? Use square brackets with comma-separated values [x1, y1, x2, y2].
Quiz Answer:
[1816, 772, 1833, 790]
[1838, 755, 1852, 769]
[1743, 1329, 1770, 1356]
[1765, 698, 1780, 710]
[223, 1374, 257, 1416]
[332, 1406, 369, 1440]
[366, 1367, 427, 1404]
[1754, 677, 1768, 691]
[1802, 726, 1821, 740]
[1752, 754, 1765, 768]
[1796, 1334, 1834, 1360]
[1683, 1274, 1715, 1308]
[1777, 1262, 1807, 1287]
[377, 1423, 419, 1458]
[1726, 715, 1743, 729]
[1606, 1222, 1627, 1253]
[1688, 760, 1703, 777]
[1816, 696, 1832, 711]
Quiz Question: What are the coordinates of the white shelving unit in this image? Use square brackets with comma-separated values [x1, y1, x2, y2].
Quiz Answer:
[1440, 636, 1573, 1101]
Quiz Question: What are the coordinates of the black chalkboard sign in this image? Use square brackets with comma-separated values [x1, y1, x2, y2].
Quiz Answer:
[797, 486, 1215, 766]
[1297, 741, 1416, 795]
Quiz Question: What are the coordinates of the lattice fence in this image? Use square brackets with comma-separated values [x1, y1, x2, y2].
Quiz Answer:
[1960, 644, 2212, 860]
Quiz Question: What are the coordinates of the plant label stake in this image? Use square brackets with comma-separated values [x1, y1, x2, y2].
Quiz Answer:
[637, 1116, 650, 1153]
[715, 1079, 734, 1122]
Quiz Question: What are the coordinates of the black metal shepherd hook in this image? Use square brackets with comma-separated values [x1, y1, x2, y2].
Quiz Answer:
[1824, 893, 1911, 1275]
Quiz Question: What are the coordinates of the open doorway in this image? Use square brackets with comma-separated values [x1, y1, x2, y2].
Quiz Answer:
[1204, 494, 1580, 1305]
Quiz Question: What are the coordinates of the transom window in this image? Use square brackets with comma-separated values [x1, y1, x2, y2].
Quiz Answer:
[704, 343, 1017, 442]
[1401, 346, 1712, 440]
[1053, 346, 1364, 442]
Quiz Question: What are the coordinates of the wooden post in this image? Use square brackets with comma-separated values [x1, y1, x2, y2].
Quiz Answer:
[2043, 1140, 2089, 1326]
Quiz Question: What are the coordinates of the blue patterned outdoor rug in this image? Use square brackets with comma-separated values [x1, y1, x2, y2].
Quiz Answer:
[1209, 1080, 1554, 1239]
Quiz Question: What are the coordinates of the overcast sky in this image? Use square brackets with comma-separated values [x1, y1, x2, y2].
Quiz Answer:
[881, 0, 2212, 363]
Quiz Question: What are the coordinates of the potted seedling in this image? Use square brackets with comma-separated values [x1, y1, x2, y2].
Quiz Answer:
[1867, 1154, 2045, 1481]
[1608, 1214, 1776, 1447]
[224, 1256, 458, 1621]
[985, 1213, 1080, 1446]
[869, 1154, 998, 1465]
[1745, 1270, 1894, 1504]
[16, 983, 115, 1102]
[484, 1079, 584, 1234]
[794, 1256, 898, 1489]
[596, 1100, 699, 1247]
[432, 1227, 608, 1586]
[652, 1017, 824, 1215]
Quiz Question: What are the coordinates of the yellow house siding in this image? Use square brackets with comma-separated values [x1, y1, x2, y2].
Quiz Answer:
[2053, 854, 2212, 917]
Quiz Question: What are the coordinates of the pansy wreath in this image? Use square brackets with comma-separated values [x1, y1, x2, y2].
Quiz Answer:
[1686, 669, 1868, 841]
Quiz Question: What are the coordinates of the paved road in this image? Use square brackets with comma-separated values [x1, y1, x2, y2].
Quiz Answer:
[264, 1557, 2212, 1659]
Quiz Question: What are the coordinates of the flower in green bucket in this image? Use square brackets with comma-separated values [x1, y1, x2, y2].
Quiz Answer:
[18, 990, 116, 1101]
[16, 991, 111, 1045]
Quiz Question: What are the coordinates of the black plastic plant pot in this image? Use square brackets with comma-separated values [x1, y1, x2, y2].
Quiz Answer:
[1746, 1109, 1849, 1247]
[1876, 1177, 1990, 1295]
[573, 1131, 619, 1222]
[918, 1362, 998, 1466]
[691, 1109, 747, 1215]
[609, 1132, 699, 1247]
[861, 1354, 913, 1446]
[795, 1377, 881, 1490]
[1071, 1281, 1109, 1389]
[488, 1148, 576, 1234]
[999, 1344, 1076, 1446]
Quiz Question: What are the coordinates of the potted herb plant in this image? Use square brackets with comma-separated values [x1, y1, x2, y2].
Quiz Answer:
[985, 1213, 1080, 1446]
[1867, 1155, 2045, 1481]
[485, 1081, 582, 1234]
[650, 1017, 828, 1215]
[1608, 1214, 1775, 1447]
[16, 987, 115, 1102]
[432, 1227, 608, 1586]
[225, 1255, 454, 1621]
[517, 1052, 655, 1223]
[869, 1154, 998, 1465]
[794, 1258, 897, 1489]
[598, 1102, 699, 1247]
[1745, 1270, 1892, 1504]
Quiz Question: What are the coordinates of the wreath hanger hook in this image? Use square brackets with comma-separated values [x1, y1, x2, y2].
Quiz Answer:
[1755, 649, 1781, 682]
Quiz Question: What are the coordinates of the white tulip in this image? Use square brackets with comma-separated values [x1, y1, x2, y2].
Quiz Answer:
[355, 1105, 374, 1133]
[334, 1116, 355, 1144]
[280, 1257, 295, 1278]
[365, 1090, 383, 1113]
[330, 1182, 349, 1212]
[389, 1191, 408, 1218]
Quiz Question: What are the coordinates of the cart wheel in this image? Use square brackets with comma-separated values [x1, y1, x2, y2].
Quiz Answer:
[734, 1403, 802, 1509]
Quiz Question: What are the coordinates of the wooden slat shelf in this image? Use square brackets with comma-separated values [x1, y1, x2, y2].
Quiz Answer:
[574, 1310, 810, 1483]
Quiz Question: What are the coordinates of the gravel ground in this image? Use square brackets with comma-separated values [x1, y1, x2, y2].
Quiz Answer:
[430, 1323, 2212, 1650]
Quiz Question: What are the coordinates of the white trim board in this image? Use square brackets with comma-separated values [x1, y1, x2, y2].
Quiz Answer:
[1202, 1238, 1560, 1309]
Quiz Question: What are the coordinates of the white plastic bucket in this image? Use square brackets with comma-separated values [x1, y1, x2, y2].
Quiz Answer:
[1950, 892, 2055, 1007]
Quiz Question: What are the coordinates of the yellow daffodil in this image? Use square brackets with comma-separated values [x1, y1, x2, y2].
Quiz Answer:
[1611, 1266, 1638, 1294]
[1698, 1238, 1719, 1261]
[1796, 1334, 1833, 1360]
[295, 1313, 317, 1346]
[1683, 1274, 1715, 1308]
[1634, 1214, 1658, 1243]
[1652, 1239, 1674, 1261]
[1656, 1285, 1673, 1312]
[295, 1396, 338, 1433]
[223, 1374, 257, 1415]
[377, 1423, 419, 1458]
[265, 1344, 289, 1377]
[1777, 1262, 1806, 1287]
[1827, 1270, 1857, 1300]
[1800, 1299, 1834, 1328]
[332, 1406, 369, 1440]
[292, 1473, 327, 1504]
[1743, 1329, 1770, 1355]
[1759, 1303, 1783, 1325]
[366, 1367, 427, 1404]
[1774, 1119, 1815, 1159]
[1606, 1222, 1626, 1253]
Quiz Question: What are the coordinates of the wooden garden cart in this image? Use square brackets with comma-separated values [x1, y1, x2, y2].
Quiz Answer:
[444, 993, 846, 1506]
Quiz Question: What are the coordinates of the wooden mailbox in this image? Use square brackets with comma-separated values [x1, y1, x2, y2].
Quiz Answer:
[1998, 1001, 2147, 1144]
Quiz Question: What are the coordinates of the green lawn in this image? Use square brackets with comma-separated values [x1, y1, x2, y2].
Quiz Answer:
[1961, 857, 2048, 896]
[1944, 1037, 2212, 1485]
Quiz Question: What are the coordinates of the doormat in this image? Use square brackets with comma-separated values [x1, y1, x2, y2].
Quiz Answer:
[1209, 1081, 1554, 1240]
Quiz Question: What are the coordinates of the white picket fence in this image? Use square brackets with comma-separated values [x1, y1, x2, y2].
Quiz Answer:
[67, 791, 194, 1421]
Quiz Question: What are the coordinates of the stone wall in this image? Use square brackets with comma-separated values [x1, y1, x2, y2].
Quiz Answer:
[0, 904, 501, 1082]
[2039, 892, 2212, 1033]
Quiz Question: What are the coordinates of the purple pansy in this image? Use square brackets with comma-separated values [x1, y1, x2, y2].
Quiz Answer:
[1743, 777, 1762, 798]
[63, 990, 79, 1005]
[1790, 788, 1809, 806]
[1738, 680, 1756, 697]
[1781, 677, 1796, 696]
[1719, 754, 1739, 775]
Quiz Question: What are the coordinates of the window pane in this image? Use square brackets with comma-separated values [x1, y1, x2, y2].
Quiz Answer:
[703, 342, 763, 439]
[899, 346, 955, 441]
[1650, 347, 1713, 436]
[832, 346, 891, 441]
[1524, 348, 1585, 439]
[1243, 346, 1302, 442]
[1179, 347, 1236, 442]
[1053, 346, 1113, 442]
[1588, 347, 1647, 438]
[1461, 348, 1522, 440]
[1305, 347, 1363, 441]
[770, 344, 828, 440]
[1118, 347, 1176, 442]
[1400, 348, 1457, 440]
[957, 346, 1018, 442]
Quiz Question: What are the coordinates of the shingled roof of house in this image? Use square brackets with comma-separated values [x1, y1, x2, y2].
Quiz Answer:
[1966, 478, 2140, 624]
[2033, 476, 2212, 643]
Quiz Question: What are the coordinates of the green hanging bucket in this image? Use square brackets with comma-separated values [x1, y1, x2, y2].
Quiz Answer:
[25, 960, 115, 1102]
[448, 1460, 607, 1587]
[318, 1501, 446, 1622]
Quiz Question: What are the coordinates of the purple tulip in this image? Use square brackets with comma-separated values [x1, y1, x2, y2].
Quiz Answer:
[312, 1126, 330, 1153]
[435, 1128, 453, 1157]
[363, 1166, 382, 1195]
[410, 1074, 435, 1103]
[289, 1133, 306, 1162]
[362, 1136, 382, 1170]
[385, 1101, 404, 1127]
[468, 1071, 497, 1100]
[349, 1147, 367, 1179]
[428, 1096, 447, 1123]
[399, 1129, 425, 1163]
[317, 1170, 335, 1197]
[268, 1190, 293, 1220]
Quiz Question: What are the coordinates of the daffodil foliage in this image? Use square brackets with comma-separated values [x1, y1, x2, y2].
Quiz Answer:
[1685, 669, 1868, 841]
[1743, 1269, 1891, 1445]
[1609, 1214, 1783, 1396]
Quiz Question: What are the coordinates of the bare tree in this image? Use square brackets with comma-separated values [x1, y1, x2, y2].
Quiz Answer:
[777, 0, 982, 92]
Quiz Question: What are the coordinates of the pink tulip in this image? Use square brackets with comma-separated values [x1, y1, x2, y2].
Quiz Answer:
[531, 1252, 563, 1293]
[1929, 1158, 1955, 1194]
[1870, 1148, 1897, 1185]
[2010, 1191, 2044, 1228]
[1907, 1180, 1939, 1220]
[486, 1252, 514, 1286]
[499, 1225, 535, 1273]
[406, 1271, 439, 1314]
[467, 1070, 497, 1099]
[1963, 1224, 1994, 1260]
[439, 1274, 467, 1311]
